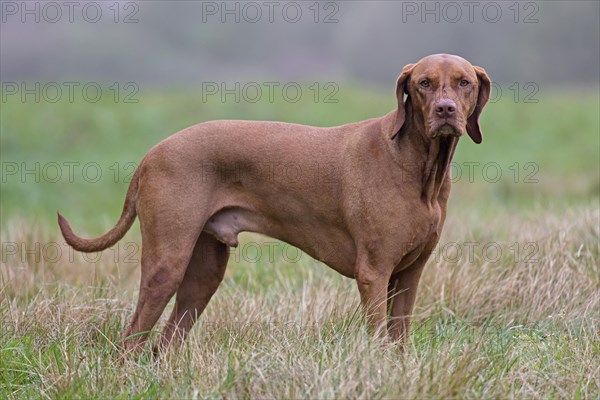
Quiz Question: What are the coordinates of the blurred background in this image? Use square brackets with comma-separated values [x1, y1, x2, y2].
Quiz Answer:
[1, 0, 599, 227]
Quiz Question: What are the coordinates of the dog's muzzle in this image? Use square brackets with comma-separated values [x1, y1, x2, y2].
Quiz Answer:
[431, 121, 463, 138]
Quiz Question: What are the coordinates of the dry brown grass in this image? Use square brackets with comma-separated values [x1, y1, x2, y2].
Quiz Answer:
[1, 204, 598, 399]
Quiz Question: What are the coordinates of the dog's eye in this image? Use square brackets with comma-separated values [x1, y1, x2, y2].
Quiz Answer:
[419, 79, 430, 88]
[459, 80, 470, 87]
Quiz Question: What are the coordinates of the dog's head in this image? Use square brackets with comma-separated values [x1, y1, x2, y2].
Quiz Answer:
[389, 54, 491, 143]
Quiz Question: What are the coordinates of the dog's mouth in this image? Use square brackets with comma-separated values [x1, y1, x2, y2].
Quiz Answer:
[431, 120, 463, 139]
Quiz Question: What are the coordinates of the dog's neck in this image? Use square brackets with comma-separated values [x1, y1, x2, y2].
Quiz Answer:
[395, 112, 458, 208]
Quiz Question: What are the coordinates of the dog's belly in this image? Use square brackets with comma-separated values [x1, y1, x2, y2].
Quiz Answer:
[203, 206, 357, 277]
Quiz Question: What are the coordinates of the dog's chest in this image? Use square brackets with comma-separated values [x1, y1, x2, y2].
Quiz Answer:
[412, 204, 442, 241]
[391, 203, 443, 270]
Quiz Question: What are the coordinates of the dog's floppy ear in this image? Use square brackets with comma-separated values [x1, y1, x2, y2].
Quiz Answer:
[466, 66, 491, 144]
[389, 63, 415, 140]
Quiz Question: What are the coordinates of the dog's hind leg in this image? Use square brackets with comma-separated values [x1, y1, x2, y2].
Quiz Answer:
[155, 232, 229, 353]
[119, 189, 208, 353]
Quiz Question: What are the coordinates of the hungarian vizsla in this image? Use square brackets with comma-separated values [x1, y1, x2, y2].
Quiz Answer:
[59, 54, 491, 352]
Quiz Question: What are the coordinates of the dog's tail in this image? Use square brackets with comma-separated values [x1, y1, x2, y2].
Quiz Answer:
[58, 167, 140, 253]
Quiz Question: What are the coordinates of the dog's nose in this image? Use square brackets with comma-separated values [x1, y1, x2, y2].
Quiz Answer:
[435, 99, 456, 118]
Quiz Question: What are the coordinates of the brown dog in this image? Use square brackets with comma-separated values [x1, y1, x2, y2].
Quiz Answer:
[59, 54, 490, 352]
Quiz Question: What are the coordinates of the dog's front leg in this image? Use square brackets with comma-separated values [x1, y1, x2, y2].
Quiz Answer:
[387, 259, 427, 349]
[355, 257, 392, 338]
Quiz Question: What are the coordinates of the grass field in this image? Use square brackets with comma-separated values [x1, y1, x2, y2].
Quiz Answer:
[1, 87, 599, 398]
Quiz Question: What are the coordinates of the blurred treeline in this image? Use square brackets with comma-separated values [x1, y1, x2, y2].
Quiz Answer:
[1, 1, 598, 87]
